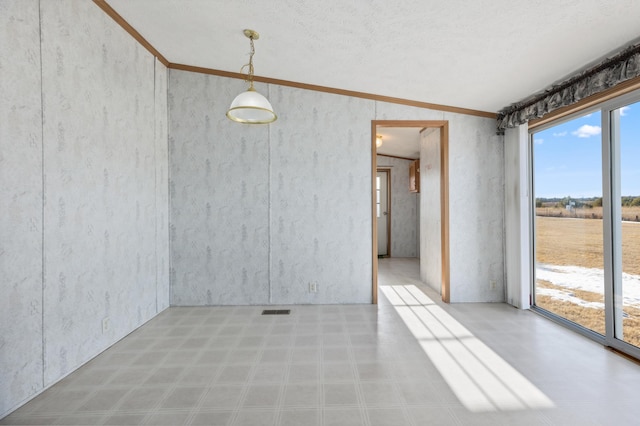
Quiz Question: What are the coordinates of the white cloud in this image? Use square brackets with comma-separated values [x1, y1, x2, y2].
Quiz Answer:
[620, 106, 631, 116]
[534, 138, 544, 145]
[553, 131, 567, 137]
[572, 124, 601, 138]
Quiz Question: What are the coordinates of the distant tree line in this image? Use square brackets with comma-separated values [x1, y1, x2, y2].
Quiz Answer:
[622, 196, 640, 207]
[536, 196, 640, 208]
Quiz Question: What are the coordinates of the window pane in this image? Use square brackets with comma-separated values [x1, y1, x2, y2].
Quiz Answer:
[614, 102, 640, 348]
[533, 111, 605, 335]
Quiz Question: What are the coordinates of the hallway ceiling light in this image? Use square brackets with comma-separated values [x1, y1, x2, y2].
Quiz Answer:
[376, 135, 383, 148]
[226, 29, 277, 124]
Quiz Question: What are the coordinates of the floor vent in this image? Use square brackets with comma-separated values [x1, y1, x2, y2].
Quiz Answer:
[262, 309, 291, 315]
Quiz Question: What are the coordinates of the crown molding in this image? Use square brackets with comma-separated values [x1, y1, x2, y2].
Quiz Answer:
[168, 64, 496, 119]
[376, 153, 418, 161]
[93, 0, 170, 66]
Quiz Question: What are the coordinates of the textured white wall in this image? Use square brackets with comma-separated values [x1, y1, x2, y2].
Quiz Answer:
[504, 125, 531, 308]
[0, 0, 170, 417]
[269, 87, 373, 304]
[169, 76, 505, 306]
[445, 113, 505, 302]
[375, 102, 445, 121]
[168, 74, 374, 305]
[419, 129, 442, 293]
[376, 155, 419, 257]
[0, 0, 43, 416]
[155, 61, 170, 312]
[168, 72, 271, 305]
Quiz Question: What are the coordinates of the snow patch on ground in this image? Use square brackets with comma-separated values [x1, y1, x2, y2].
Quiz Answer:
[536, 264, 640, 308]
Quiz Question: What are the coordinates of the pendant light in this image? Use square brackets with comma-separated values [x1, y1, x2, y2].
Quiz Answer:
[376, 135, 383, 148]
[226, 29, 277, 124]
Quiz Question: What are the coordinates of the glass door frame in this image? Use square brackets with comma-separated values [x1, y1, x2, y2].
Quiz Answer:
[529, 88, 640, 360]
[602, 90, 640, 359]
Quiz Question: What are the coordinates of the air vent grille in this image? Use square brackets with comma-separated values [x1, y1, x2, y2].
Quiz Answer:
[261, 309, 291, 315]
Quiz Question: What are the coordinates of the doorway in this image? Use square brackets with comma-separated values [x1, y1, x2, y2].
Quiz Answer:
[371, 120, 450, 304]
[376, 169, 391, 257]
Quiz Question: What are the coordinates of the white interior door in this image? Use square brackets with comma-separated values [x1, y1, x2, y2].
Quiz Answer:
[377, 170, 389, 256]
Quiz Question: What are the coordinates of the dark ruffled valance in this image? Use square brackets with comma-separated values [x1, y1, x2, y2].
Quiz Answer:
[497, 42, 640, 131]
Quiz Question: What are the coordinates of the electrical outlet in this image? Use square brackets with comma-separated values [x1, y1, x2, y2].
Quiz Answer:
[490, 280, 497, 290]
[102, 317, 110, 334]
[309, 282, 318, 293]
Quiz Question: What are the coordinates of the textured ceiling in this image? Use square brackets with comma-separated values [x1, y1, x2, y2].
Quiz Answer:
[105, 0, 640, 113]
[376, 128, 421, 160]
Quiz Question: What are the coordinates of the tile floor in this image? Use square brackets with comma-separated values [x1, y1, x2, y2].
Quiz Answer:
[3, 258, 640, 425]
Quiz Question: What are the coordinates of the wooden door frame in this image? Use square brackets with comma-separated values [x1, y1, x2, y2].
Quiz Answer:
[376, 168, 392, 258]
[371, 120, 450, 304]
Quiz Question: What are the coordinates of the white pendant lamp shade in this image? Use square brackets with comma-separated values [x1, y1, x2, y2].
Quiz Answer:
[226, 87, 277, 124]
[227, 29, 277, 124]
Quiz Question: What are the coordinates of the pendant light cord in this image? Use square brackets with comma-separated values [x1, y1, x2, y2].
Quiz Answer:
[240, 36, 256, 90]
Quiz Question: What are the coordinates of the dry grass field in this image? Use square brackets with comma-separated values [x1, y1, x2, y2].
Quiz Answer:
[535, 214, 640, 346]
[536, 280, 606, 335]
[535, 215, 640, 274]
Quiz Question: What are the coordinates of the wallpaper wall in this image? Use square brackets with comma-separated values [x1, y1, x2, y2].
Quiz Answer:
[268, 87, 373, 304]
[0, 0, 43, 416]
[0, 0, 169, 417]
[169, 72, 505, 306]
[419, 129, 442, 292]
[446, 113, 505, 302]
[168, 72, 271, 305]
[155, 62, 170, 312]
[169, 73, 374, 305]
[376, 155, 419, 257]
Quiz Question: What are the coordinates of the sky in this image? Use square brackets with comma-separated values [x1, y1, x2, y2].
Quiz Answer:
[533, 102, 640, 199]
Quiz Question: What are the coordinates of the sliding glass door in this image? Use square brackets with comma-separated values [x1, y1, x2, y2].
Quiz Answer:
[532, 111, 605, 336]
[532, 92, 640, 357]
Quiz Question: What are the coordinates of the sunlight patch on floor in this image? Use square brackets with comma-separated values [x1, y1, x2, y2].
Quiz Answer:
[381, 285, 554, 412]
